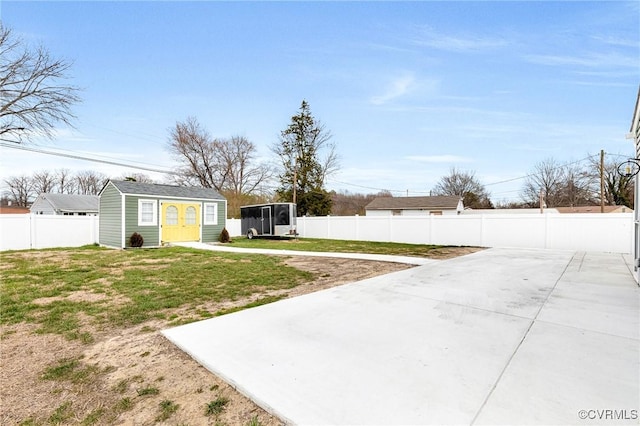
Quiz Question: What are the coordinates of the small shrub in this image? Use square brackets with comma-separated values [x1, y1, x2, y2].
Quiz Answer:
[156, 400, 179, 422]
[246, 416, 262, 426]
[205, 396, 229, 416]
[137, 386, 159, 396]
[42, 358, 79, 381]
[82, 407, 104, 425]
[130, 232, 144, 248]
[49, 401, 74, 424]
[115, 397, 133, 412]
[218, 228, 231, 243]
[114, 378, 129, 394]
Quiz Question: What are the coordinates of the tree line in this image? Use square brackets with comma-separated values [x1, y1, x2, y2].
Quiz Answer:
[1, 170, 153, 207]
[432, 156, 634, 210]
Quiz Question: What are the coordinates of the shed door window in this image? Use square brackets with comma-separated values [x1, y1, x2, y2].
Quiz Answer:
[165, 206, 178, 225]
[185, 206, 197, 225]
[138, 199, 158, 226]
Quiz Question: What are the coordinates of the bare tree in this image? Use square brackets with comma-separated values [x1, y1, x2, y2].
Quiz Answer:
[219, 136, 272, 195]
[216, 135, 273, 217]
[54, 168, 77, 194]
[563, 164, 596, 207]
[0, 25, 80, 144]
[167, 117, 223, 189]
[4, 175, 34, 206]
[588, 156, 635, 208]
[32, 170, 56, 194]
[432, 167, 493, 209]
[167, 118, 272, 217]
[521, 158, 594, 207]
[331, 190, 392, 216]
[75, 170, 107, 195]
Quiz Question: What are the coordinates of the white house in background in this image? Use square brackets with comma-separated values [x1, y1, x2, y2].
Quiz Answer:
[365, 195, 463, 216]
[630, 86, 640, 284]
[30, 193, 99, 216]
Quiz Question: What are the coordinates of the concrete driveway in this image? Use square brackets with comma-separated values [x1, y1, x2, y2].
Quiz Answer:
[162, 248, 639, 425]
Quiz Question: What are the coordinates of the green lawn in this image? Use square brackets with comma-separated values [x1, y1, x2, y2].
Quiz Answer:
[0, 245, 312, 341]
[0, 240, 465, 342]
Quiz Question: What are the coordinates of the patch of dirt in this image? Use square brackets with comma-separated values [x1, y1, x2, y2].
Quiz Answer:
[420, 246, 483, 259]
[32, 290, 113, 306]
[0, 248, 480, 425]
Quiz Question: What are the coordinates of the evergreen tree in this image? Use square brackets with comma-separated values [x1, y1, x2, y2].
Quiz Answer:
[274, 100, 338, 216]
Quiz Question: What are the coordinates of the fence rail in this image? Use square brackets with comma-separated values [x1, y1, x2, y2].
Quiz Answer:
[0, 214, 99, 251]
[0, 213, 634, 254]
[229, 213, 634, 254]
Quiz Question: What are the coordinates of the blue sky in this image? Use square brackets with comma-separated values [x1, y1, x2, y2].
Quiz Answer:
[1, 1, 638, 203]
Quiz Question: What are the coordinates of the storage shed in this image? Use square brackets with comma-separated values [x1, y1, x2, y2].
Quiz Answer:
[98, 180, 226, 248]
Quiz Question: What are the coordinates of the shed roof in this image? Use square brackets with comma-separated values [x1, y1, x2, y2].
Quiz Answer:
[365, 195, 461, 210]
[105, 180, 225, 200]
[34, 193, 99, 213]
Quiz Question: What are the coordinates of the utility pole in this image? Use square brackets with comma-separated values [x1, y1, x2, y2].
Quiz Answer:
[600, 150, 605, 213]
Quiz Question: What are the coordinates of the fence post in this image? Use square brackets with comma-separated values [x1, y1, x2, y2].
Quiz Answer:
[429, 215, 434, 245]
[29, 214, 35, 249]
[354, 215, 359, 240]
[326, 215, 331, 239]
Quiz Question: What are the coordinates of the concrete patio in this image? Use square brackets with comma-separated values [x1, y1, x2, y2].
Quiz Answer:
[163, 248, 639, 425]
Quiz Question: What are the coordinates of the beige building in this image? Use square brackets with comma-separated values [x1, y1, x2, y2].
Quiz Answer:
[555, 206, 633, 214]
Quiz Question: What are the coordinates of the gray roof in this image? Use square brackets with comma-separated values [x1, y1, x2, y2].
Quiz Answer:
[37, 193, 100, 212]
[106, 180, 225, 200]
[365, 195, 462, 210]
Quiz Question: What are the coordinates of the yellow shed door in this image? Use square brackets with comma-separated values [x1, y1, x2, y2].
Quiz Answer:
[161, 203, 200, 242]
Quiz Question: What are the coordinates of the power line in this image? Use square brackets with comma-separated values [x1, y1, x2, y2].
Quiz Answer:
[0, 142, 174, 174]
[82, 122, 166, 144]
[483, 154, 598, 187]
[326, 178, 406, 194]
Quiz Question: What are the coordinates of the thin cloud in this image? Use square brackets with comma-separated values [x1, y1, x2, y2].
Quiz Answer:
[406, 155, 473, 163]
[412, 27, 509, 52]
[370, 74, 416, 106]
[523, 52, 633, 69]
[591, 35, 639, 49]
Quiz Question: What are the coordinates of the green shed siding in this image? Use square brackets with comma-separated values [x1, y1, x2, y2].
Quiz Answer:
[124, 196, 160, 247]
[98, 183, 123, 248]
[99, 180, 226, 248]
[202, 200, 227, 242]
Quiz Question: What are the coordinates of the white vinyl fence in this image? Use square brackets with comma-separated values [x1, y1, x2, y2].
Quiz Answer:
[0, 214, 99, 251]
[228, 213, 635, 254]
[1, 213, 634, 254]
